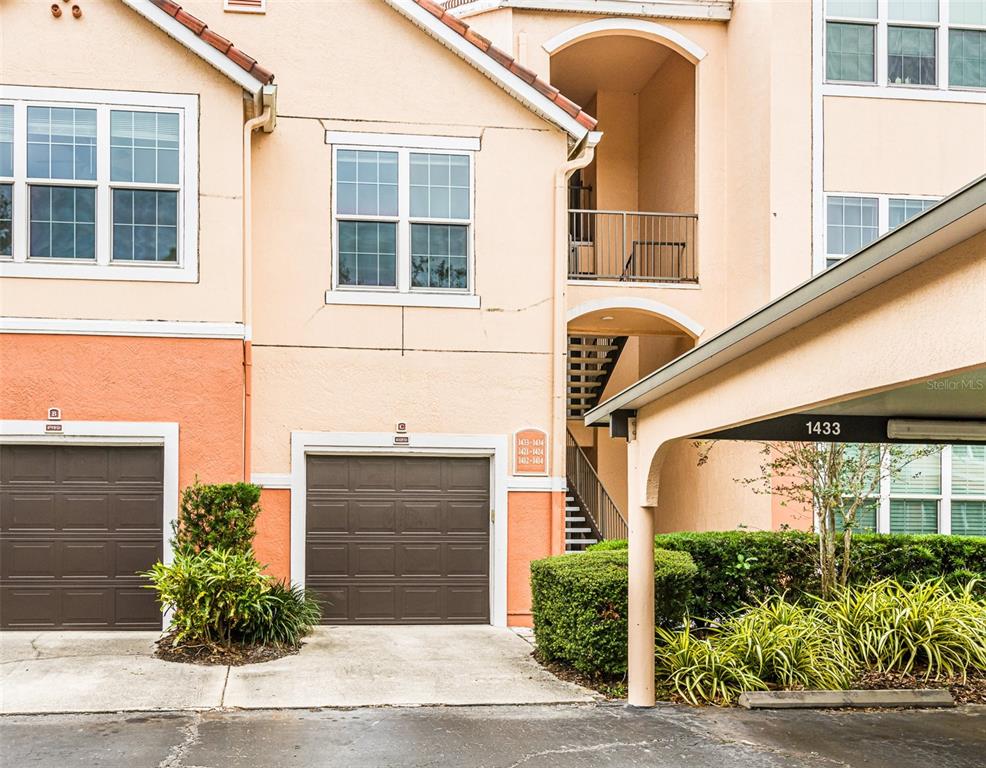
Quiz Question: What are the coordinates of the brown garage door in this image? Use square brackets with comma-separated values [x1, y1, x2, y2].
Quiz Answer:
[0, 444, 163, 630]
[306, 455, 490, 624]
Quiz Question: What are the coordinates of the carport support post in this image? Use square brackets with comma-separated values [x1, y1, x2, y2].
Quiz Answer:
[627, 502, 656, 707]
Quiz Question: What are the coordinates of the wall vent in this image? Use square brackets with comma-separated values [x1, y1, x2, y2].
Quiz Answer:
[224, 0, 266, 13]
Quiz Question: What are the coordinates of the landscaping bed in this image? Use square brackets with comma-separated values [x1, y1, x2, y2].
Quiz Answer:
[154, 632, 304, 666]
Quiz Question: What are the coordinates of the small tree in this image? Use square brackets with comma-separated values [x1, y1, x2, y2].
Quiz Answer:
[698, 441, 939, 597]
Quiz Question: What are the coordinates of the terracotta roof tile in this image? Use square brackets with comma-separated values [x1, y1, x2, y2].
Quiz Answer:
[148, 0, 274, 86]
[411, 0, 597, 131]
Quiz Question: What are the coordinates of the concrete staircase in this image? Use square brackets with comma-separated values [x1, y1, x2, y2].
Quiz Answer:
[564, 491, 598, 552]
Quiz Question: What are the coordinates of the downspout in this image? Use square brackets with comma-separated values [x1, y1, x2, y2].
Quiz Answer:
[552, 132, 601, 552]
[242, 85, 277, 481]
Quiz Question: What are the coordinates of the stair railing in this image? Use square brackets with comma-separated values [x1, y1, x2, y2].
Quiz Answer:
[566, 429, 629, 542]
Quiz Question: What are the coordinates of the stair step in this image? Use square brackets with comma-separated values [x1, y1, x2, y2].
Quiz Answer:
[565, 507, 581, 513]
[566, 527, 593, 533]
[565, 538, 598, 545]
[565, 516, 585, 523]
[568, 344, 618, 352]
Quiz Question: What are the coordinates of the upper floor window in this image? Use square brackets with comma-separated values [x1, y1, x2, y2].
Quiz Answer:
[330, 140, 474, 300]
[0, 86, 197, 282]
[824, 193, 938, 268]
[824, 0, 986, 91]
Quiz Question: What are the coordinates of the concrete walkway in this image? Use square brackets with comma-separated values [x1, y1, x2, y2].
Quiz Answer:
[0, 626, 595, 714]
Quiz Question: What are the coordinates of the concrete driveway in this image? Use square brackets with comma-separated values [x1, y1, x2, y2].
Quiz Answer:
[0, 626, 595, 714]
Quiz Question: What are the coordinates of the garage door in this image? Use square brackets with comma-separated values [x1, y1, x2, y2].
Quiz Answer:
[306, 455, 490, 624]
[0, 445, 163, 630]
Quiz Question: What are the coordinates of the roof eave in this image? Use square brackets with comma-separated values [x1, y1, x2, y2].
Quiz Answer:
[585, 174, 986, 426]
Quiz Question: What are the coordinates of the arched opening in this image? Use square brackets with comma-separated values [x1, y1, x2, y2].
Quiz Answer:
[550, 24, 699, 284]
[564, 302, 700, 550]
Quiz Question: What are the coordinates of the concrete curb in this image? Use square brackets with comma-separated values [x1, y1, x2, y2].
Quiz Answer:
[738, 689, 955, 709]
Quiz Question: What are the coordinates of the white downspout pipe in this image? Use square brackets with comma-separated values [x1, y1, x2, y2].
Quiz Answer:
[241, 95, 274, 481]
[552, 133, 601, 551]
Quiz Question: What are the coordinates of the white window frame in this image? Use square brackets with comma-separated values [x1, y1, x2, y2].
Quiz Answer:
[324, 131, 480, 309]
[0, 85, 198, 283]
[821, 0, 986, 101]
[820, 191, 939, 271]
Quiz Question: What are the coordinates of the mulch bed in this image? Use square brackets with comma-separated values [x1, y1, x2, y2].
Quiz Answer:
[154, 632, 303, 666]
[853, 669, 986, 706]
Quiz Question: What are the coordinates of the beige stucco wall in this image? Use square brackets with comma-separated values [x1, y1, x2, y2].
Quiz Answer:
[824, 97, 986, 196]
[0, 0, 247, 323]
[210, 0, 571, 473]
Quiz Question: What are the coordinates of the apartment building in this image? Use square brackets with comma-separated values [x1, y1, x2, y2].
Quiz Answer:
[0, 0, 982, 632]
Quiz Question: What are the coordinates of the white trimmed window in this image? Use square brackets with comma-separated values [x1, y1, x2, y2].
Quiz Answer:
[0, 86, 197, 282]
[837, 445, 986, 535]
[325, 132, 479, 309]
[824, 193, 938, 268]
[824, 0, 986, 91]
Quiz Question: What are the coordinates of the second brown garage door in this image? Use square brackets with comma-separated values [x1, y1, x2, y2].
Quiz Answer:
[306, 455, 490, 624]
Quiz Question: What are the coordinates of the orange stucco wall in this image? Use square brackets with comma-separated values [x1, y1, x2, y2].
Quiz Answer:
[0, 334, 244, 488]
[507, 490, 563, 627]
[256, 488, 291, 583]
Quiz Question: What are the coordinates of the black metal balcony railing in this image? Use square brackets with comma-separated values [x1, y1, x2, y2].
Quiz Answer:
[568, 209, 699, 283]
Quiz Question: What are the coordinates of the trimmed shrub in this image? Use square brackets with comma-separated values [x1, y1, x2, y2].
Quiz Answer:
[589, 531, 986, 617]
[531, 548, 697, 675]
[175, 481, 262, 556]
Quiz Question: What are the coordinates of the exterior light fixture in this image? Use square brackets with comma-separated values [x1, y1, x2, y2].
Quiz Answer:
[887, 419, 986, 442]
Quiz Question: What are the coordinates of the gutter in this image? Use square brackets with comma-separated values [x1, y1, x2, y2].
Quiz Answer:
[242, 85, 277, 480]
[584, 174, 986, 426]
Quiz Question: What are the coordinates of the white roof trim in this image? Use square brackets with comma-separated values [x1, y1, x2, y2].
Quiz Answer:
[448, 1, 732, 23]
[382, 0, 590, 142]
[542, 18, 708, 63]
[567, 297, 704, 339]
[119, 0, 266, 94]
[586, 175, 986, 425]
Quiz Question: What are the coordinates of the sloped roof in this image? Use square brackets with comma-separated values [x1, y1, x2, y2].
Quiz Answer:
[120, 0, 274, 93]
[386, 0, 597, 141]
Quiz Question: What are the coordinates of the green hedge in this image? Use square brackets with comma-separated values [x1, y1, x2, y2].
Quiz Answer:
[530, 548, 697, 675]
[588, 531, 986, 618]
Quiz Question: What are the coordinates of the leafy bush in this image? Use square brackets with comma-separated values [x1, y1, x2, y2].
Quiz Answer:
[717, 597, 856, 690]
[817, 579, 986, 680]
[145, 548, 271, 647]
[174, 481, 262, 555]
[531, 549, 696, 675]
[590, 532, 986, 617]
[241, 582, 322, 647]
[655, 625, 765, 705]
[145, 549, 321, 648]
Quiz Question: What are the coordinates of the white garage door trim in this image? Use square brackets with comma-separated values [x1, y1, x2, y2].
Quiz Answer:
[290, 432, 509, 627]
[0, 419, 179, 631]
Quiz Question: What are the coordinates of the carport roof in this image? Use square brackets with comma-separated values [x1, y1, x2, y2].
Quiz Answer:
[585, 174, 986, 426]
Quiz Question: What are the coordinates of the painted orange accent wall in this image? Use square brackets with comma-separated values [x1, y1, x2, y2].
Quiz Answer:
[507, 490, 563, 627]
[0, 334, 244, 490]
[256, 488, 291, 583]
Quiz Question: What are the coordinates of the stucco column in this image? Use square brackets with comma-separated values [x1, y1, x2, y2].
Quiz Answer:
[627, 501, 656, 706]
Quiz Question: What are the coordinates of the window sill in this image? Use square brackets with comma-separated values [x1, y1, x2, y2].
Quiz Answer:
[0, 260, 197, 282]
[324, 290, 481, 309]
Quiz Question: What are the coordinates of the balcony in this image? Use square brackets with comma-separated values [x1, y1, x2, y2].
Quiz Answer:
[568, 210, 698, 284]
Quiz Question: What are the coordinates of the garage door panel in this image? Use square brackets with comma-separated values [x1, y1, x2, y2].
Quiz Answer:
[0, 587, 58, 627]
[401, 501, 442, 533]
[447, 587, 489, 621]
[0, 445, 164, 630]
[399, 544, 443, 576]
[446, 544, 488, 576]
[307, 543, 348, 576]
[2, 540, 56, 578]
[113, 494, 164, 531]
[1, 445, 57, 484]
[352, 544, 397, 576]
[446, 501, 489, 533]
[307, 500, 349, 533]
[307, 456, 351, 491]
[306, 455, 490, 624]
[58, 446, 112, 484]
[0, 493, 56, 530]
